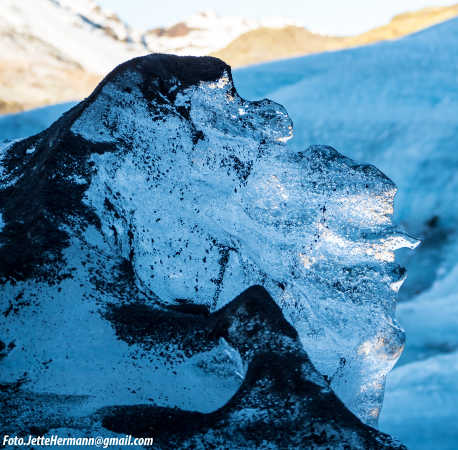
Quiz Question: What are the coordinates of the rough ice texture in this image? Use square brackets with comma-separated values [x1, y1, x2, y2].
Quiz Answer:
[100, 286, 404, 449]
[1, 285, 405, 449]
[231, 19, 458, 448]
[0, 54, 413, 446]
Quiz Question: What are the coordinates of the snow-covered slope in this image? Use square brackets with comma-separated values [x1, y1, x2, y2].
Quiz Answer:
[0, 1, 301, 75]
[212, 4, 458, 68]
[1, 1, 456, 115]
[0, 0, 303, 113]
[0, 0, 145, 75]
[143, 10, 303, 57]
[233, 17, 458, 450]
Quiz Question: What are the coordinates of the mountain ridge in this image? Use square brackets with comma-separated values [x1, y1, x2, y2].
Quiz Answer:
[212, 3, 458, 67]
[0, 1, 457, 114]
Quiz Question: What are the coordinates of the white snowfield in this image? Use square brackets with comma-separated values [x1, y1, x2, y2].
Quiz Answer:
[0, 0, 145, 75]
[0, 0, 301, 74]
[143, 10, 303, 58]
[233, 16, 458, 450]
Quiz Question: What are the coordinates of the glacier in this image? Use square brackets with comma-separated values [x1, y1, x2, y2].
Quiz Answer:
[233, 16, 458, 450]
[0, 53, 412, 447]
[0, 102, 77, 142]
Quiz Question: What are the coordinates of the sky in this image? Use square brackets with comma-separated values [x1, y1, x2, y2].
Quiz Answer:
[97, 0, 457, 35]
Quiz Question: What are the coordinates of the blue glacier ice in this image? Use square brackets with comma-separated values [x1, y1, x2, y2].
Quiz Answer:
[0, 53, 415, 447]
[233, 16, 458, 450]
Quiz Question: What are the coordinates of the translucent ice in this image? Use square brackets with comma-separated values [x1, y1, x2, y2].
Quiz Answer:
[71, 55, 418, 424]
[0, 55, 417, 429]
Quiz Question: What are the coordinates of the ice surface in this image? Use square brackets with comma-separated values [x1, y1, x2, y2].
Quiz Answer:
[396, 265, 458, 365]
[0, 102, 76, 142]
[379, 266, 458, 449]
[100, 286, 406, 449]
[233, 17, 458, 302]
[0, 54, 416, 428]
[233, 17, 458, 448]
[0, 16, 455, 448]
[380, 351, 458, 450]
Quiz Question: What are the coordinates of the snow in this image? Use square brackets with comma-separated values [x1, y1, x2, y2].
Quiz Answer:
[143, 10, 303, 57]
[396, 265, 458, 365]
[0, 0, 145, 74]
[380, 352, 458, 450]
[233, 17, 458, 449]
[0, 102, 76, 142]
[378, 266, 458, 447]
[0, 1, 303, 75]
